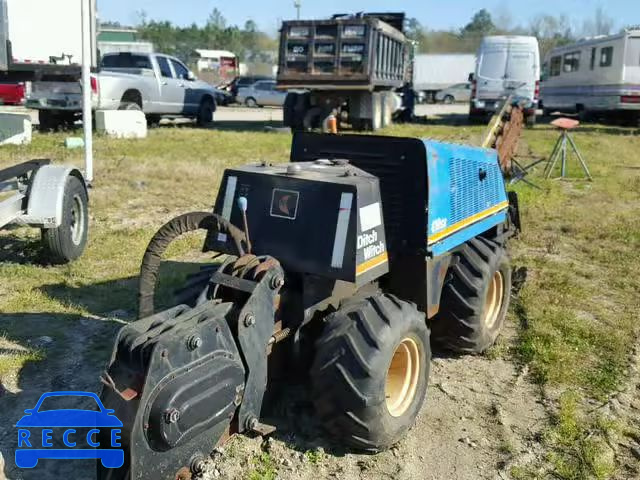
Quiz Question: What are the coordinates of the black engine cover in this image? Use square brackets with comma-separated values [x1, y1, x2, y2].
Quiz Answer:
[99, 302, 245, 479]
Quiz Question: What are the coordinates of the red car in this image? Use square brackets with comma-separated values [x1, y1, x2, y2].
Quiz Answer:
[0, 82, 26, 105]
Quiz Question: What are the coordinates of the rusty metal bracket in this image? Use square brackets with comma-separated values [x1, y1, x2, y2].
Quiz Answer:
[482, 96, 525, 177]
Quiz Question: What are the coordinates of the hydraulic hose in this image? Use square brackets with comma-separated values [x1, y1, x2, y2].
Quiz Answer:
[138, 211, 246, 319]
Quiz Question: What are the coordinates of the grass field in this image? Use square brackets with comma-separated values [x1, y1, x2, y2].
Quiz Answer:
[0, 120, 639, 479]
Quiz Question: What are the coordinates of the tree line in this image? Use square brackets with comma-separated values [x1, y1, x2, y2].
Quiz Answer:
[102, 7, 622, 68]
[407, 6, 620, 58]
[102, 8, 278, 66]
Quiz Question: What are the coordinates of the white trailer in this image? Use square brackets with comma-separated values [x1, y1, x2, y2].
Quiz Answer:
[0, 0, 98, 130]
[412, 54, 476, 102]
[540, 30, 640, 125]
[0, 0, 97, 70]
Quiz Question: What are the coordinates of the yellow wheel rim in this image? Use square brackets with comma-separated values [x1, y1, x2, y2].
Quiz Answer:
[483, 271, 504, 330]
[385, 337, 421, 417]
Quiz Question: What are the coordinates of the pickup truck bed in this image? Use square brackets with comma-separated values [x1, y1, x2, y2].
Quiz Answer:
[27, 52, 219, 130]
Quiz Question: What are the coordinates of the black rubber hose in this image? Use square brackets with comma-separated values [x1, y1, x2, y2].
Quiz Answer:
[138, 212, 246, 319]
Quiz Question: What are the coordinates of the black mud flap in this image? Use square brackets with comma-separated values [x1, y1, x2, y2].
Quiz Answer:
[507, 191, 522, 235]
[98, 301, 245, 480]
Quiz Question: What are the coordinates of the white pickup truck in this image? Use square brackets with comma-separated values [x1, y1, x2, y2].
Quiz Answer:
[28, 52, 219, 130]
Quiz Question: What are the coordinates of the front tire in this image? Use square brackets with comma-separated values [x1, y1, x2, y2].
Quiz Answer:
[430, 237, 511, 354]
[197, 98, 215, 127]
[311, 294, 430, 452]
[245, 97, 258, 108]
[443, 95, 454, 104]
[42, 175, 89, 264]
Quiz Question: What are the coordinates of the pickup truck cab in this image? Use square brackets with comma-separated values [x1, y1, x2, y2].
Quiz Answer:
[28, 52, 218, 130]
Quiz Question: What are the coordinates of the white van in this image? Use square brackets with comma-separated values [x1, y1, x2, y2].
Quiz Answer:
[540, 30, 640, 125]
[470, 36, 541, 125]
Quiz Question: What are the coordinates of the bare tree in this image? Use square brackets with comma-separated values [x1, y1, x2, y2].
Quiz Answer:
[493, 3, 514, 33]
[581, 6, 614, 37]
[529, 14, 574, 57]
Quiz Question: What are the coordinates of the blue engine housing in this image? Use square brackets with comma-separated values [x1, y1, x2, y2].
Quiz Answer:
[424, 140, 509, 256]
[289, 132, 515, 317]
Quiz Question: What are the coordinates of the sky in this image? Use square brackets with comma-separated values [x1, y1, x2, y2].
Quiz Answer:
[99, 0, 638, 34]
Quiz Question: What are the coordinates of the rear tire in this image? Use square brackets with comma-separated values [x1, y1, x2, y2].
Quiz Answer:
[430, 237, 511, 354]
[42, 175, 89, 264]
[311, 293, 430, 452]
[146, 115, 161, 127]
[443, 95, 454, 104]
[245, 97, 258, 108]
[525, 114, 536, 128]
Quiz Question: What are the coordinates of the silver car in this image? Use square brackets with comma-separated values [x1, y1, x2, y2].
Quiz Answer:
[237, 80, 287, 107]
[435, 83, 472, 104]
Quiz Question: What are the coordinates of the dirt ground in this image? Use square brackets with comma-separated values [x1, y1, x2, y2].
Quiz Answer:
[198, 326, 550, 480]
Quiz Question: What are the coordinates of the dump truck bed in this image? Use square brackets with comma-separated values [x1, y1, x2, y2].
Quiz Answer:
[277, 14, 409, 90]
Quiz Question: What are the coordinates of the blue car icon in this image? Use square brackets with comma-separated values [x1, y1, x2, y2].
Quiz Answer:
[15, 391, 124, 469]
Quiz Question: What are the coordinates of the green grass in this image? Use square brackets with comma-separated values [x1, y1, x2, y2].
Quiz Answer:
[0, 121, 638, 478]
[248, 452, 277, 480]
[508, 124, 640, 478]
[0, 342, 44, 380]
[304, 448, 325, 465]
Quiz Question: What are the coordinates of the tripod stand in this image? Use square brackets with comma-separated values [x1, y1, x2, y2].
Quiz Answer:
[544, 118, 593, 180]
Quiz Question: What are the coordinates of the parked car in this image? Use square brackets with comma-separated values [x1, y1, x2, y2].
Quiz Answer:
[237, 80, 287, 107]
[470, 36, 540, 125]
[228, 75, 273, 99]
[435, 83, 472, 103]
[27, 52, 220, 129]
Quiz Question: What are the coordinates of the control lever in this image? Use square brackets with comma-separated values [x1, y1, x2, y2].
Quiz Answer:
[237, 196, 252, 254]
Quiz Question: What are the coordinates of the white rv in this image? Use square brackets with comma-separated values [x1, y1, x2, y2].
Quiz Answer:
[470, 36, 541, 125]
[540, 30, 640, 125]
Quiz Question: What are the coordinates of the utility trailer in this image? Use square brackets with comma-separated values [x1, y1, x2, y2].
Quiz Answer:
[0, 160, 88, 263]
[0, 0, 98, 131]
[278, 12, 410, 131]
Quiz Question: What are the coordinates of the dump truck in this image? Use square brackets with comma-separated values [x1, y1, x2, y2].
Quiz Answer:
[277, 13, 410, 131]
[98, 132, 521, 479]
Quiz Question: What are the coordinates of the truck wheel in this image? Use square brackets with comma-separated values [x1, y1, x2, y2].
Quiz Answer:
[443, 95, 455, 104]
[525, 114, 536, 128]
[430, 237, 511, 354]
[245, 97, 258, 108]
[197, 98, 215, 127]
[42, 175, 89, 264]
[38, 110, 62, 132]
[311, 294, 430, 452]
[146, 115, 161, 127]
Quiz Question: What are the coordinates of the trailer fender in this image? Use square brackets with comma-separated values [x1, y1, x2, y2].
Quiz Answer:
[22, 165, 88, 228]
